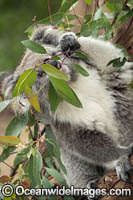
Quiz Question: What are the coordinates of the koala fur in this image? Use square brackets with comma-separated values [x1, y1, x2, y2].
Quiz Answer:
[1, 26, 133, 199]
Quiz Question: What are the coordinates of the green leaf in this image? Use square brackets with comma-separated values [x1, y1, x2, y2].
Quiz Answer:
[13, 69, 37, 96]
[5, 115, 28, 137]
[94, 6, 103, 20]
[14, 146, 31, 166]
[48, 197, 58, 200]
[42, 176, 54, 188]
[119, 9, 133, 24]
[0, 100, 11, 112]
[46, 138, 67, 174]
[85, 0, 92, 5]
[128, 81, 133, 88]
[25, 85, 41, 112]
[40, 64, 69, 81]
[106, 0, 124, 12]
[21, 40, 47, 54]
[52, 56, 61, 61]
[75, 50, 89, 60]
[74, 64, 89, 76]
[33, 149, 42, 186]
[24, 155, 37, 187]
[25, 13, 65, 33]
[48, 83, 61, 112]
[59, 0, 78, 12]
[50, 76, 83, 108]
[107, 57, 127, 68]
[80, 24, 90, 37]
[63, 196, 75, 200]
[0, 136, 21, 146]
[0, 146, 16, 162]
[45, 167, 66, 185]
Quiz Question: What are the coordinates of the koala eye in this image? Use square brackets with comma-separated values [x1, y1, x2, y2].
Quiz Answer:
[43, 58, 50, 63]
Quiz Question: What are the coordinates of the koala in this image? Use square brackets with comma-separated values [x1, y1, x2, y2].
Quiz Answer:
[1, 26, 133, 199]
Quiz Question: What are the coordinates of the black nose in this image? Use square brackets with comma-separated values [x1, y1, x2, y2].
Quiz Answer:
[47, 60, 59, 69]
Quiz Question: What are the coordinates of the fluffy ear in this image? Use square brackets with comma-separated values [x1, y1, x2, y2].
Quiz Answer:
[0, 73, 12, 98]
[30, 25, 49, 43]
[30, 25, 63, 46]
[0, 73, 18, 100]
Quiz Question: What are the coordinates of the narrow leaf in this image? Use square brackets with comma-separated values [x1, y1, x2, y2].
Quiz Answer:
[50, 76, 82, 108]
[13, 69, 36, 96]
[5, 115, 28, 137]
[74, 64, 89, 76]
[25, 85, 41, 112]
[107, 57, 127, 68]
[40, 64, 69, 81]
[0, 136, 21, 146]
[85, 0, 92, 5]
[48, 83, 61, 112]
[21, 40, 47, 54]
[42, 176, 54, 188]
[59, 0, 78, 12]
[0, 146, 16, 162]
[33, 149, 42, 186]
[0, 99, 11, 112]
[75, 50, 88, 60]
[45, 167, 66, 185]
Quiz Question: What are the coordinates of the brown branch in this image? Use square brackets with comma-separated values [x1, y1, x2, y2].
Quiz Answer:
[72, 6, 82, 25]
[116, 17, 133, 43]
[48, 0, 53, 25]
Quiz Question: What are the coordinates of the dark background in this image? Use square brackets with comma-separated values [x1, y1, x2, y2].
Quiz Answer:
[0, 0, 61, 71]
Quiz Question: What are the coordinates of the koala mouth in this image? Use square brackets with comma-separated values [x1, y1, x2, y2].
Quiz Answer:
[45, 59, 70, 78]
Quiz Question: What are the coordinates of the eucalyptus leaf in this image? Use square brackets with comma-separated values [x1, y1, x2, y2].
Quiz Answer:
[0, 146, 16, 162]
[48, 83, 61, 112]
[13, 69, 37, 97]
[75, 50, 88, 60]
[0, 136, 21, 146]
[5, 115, 28, 137]
[59, 0, 78, 12]
[107, 57, 127, 68]
[50, 76, 83, 108]
[85, 0, 92, 5]
[40, 64, 69, 81]
[0, 99, 11, 112]
[74, 64, 89, 77]
[33, 149, 42, 186]
[128, 81, 133, 88]
[21, 40, 47, 54]
[45, 167, 66, 185]
[42, 176, 54, 188]
[25, 85, 41, 112]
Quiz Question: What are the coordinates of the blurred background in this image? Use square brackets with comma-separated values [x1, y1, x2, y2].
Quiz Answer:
[0, 0, 61, 72]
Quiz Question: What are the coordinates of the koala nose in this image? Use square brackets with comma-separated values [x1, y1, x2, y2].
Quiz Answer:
[47, 60, 60, 69]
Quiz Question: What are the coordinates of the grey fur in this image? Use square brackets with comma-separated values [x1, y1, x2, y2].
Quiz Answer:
[1, 26, 133, 200]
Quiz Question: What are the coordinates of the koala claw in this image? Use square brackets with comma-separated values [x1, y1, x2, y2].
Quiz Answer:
[59, 33, 80, 53]
[116, 155, 133, 184]
[87, 179, 101, 200]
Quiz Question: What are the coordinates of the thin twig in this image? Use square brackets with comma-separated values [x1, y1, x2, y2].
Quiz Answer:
[2, 161, 14, 170]
[48, 0, 53, 25]
[10, 164, 19, 177]
[72, 7, 82, 25]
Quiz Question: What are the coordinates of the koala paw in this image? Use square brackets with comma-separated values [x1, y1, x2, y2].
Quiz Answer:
[59, 33, 80, 53]
[87, 179, 101, 200]
[116, 155, 133, 183]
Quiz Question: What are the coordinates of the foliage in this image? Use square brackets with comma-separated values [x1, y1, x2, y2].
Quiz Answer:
[0, 0, 132, 200]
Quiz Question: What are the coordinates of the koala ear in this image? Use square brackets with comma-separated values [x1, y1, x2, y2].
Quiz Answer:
[30, 25, 50, 43]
